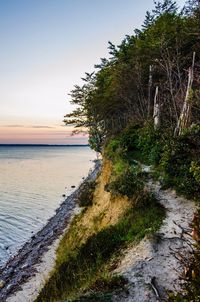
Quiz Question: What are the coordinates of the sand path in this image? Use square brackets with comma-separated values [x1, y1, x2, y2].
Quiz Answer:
[113, 178, 196, 302]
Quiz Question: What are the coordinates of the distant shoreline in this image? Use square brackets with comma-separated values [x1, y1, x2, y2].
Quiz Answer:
[0, 144, 89, 147]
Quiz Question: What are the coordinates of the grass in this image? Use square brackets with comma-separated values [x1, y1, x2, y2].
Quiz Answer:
[70, 275, 128, 302]
[35, 191, 165, 302]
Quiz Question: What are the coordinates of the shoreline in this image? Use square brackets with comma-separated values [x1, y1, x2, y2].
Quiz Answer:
[0, 160, 101, 302]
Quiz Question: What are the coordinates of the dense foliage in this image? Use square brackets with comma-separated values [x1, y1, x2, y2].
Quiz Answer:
[104, 123, 200, 199]
[64, 0, 200, 153]
[65, 0, 200, 200]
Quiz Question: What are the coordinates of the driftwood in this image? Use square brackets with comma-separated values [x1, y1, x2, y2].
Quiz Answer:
[150, 276, 162, 301]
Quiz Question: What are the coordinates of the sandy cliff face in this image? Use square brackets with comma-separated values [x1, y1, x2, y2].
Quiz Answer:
[79, 159, 130, 236]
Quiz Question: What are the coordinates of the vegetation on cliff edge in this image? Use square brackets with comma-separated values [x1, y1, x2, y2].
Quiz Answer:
[38, 0, 200, 301]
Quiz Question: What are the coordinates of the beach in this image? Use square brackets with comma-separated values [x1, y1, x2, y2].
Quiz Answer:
[0, 160, 101, 302]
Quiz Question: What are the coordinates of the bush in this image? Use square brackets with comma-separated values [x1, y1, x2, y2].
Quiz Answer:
[136, 122, 166, 165]
[105, 138, 122, 160]
[120, 123, 141, 152]
[107, 122, 166, 166]
[190, 160, 200, 183]
[105, 123, 142, 163]
[133, 189, 157, 209]
[78, 180, 96, 207]
[159, 125, 200, 199]
[108, 166, 145, 199]
[106, 123, 200, 200]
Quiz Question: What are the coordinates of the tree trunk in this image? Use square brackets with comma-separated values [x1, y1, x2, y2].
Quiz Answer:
[147, 65, 153, 118]
[153, 86, 160, 129]
[174, 52, 195, 136]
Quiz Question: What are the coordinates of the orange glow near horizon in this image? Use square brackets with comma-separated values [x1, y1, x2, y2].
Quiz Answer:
[0, 125, 88, 145]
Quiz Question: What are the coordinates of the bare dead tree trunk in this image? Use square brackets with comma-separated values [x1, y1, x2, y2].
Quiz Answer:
[153, 86, 160, 129]
[134, 61, 148, 118]
[174, 52, 196, 136]
[148, 65, 153, 118]
[166, 48, 179, 123]
[159, 45, 179, 123]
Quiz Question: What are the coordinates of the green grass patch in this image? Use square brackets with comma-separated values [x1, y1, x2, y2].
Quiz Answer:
[35, 192, 164, 302]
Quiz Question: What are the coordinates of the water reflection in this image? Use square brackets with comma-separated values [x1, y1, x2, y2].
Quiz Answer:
[0, 146, 95, 266]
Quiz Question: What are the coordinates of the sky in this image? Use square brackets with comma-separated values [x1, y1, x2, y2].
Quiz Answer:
[0, 0, 186, 144]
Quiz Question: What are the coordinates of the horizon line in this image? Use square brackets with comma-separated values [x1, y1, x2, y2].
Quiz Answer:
[0, 144, 89, 147]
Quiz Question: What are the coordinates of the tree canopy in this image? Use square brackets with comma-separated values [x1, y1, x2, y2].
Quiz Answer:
[64, 0, 200, 152]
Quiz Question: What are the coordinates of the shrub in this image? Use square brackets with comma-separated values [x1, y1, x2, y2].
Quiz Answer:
[112, 159, 128, 175]
[133, 189, 157, 209]
[190, 160, 200, 183]
[110, 122, 167, 166]
[108, 166, 145, 199]
[136, 122, 166, 165]
[105, 123, 142, 163]
[105, 138, 122, 160]
[120, 123, 141, 152]
[159, 125, 200, 199]
[78, 180, 96, 207]
[106, 123, 200, 200]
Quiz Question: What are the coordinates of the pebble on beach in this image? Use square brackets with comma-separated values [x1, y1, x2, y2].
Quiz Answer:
[0, 280, 5, 288]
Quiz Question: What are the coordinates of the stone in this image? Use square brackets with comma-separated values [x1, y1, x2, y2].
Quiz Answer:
[0, 279, 5, 288]
[6, 283, 13, 291]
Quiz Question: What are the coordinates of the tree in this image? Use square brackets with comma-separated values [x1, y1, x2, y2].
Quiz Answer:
[64, 0, 200, 151]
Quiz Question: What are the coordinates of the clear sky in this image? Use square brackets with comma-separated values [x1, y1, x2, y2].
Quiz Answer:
[0, 0, 186, 144]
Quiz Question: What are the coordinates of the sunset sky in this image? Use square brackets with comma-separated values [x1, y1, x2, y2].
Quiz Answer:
[0, 0, 185, 144]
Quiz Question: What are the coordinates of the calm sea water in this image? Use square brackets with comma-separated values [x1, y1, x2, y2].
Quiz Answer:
[0, 146, 95, 267]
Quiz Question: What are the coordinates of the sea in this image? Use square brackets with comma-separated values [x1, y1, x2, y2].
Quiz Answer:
[0, 145, 96, 267]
